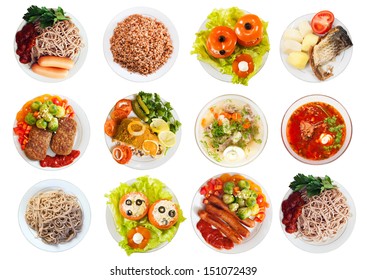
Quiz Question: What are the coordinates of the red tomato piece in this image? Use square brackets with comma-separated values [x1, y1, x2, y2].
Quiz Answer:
[232, 54, 254, 78]
[206, 26, 237, 58]
[311, 10, 334, 35]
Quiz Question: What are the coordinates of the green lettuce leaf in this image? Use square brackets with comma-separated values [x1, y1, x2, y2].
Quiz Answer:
[105, 176, 185, 255]
[191, 7, 270, 86]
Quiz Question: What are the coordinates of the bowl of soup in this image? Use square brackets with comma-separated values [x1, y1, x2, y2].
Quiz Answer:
[281, 95, 352, 164]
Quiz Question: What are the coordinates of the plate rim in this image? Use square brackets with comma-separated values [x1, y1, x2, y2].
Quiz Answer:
[279, 179, 356, 253]
[195, 94, 268, 167]
[103, 6, 179, 82]
[279, 13, 353, 83]
[18, 179, 91, 252]
[13, 94, 91, 170]
[104, 93, 181, 170]
[190, 172, 272, 254]
[14, 11, 88, 83]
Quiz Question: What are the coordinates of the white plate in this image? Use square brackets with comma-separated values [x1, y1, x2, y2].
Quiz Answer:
[13, 95, 90, 170]
[280, 13, 353, 82]
[196, 10, 269, 83]
[195, 94, 267, 167]
[103, 7, 179, 82]
[191, 173, 272, 253]
[280, 180, 356, 253]
[105, 178, 180, 253]
[104, 94, 181, 170]
[14, 12, 88, 83]
[18, 179, 91, 252]
[281, 94, 352, 165]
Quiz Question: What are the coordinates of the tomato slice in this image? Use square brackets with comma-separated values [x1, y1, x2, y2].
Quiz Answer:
[104, 118, 117, 137]
[112, 144, 132, 164]
[206, 26, 237, 58]
[111, 99, 132, 121]
[127, 226, 151, 249]
[232, 54, 254, 78]
[311, 10, 334, 35]
[235, 14, 263, 47]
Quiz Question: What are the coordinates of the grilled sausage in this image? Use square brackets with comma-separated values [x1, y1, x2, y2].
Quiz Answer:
[198, 210, 242, 244]
[205, 204, 250, 238]
[207, 195, 256, 228]
[50, 118, 77, 155]
[24, 127, 52, 160]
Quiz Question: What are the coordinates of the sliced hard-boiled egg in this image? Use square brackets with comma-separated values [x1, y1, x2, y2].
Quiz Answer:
[223, 146, 245, 162]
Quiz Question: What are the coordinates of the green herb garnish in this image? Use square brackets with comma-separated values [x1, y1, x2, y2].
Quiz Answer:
[323, 116, 345, 151]
[289, 173, 335, 197]
[23, 5, 69, 28]
[138, 91, 181, 133]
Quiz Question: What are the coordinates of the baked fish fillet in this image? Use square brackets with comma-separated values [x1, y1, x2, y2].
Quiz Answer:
[310, 26, 353, 81]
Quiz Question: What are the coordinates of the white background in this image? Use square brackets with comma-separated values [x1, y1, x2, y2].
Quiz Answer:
[1, 0, 364, 279]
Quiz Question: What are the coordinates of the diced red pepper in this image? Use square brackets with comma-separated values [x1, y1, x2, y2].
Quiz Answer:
[254, 212, 266, 223]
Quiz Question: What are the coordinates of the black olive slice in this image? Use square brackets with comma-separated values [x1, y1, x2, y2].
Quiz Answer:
[125, 199, 132, 206]
[168, 210, 176, 217]
[158, 206, 165, 213]
[136, 199, 143, 206]
[126, 210, 133, 216]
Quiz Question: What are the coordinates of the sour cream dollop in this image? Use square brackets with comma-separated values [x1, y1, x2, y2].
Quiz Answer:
[223, 146, 245, 162]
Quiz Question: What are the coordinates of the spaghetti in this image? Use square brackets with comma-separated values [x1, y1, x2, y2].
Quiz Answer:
[297, 188, 349, 242]
[25, 189, 83, 244]
[32, 20, 83, 61]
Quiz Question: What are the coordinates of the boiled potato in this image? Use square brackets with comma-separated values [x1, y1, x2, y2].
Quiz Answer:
[282, 39, 302, 54]
[301, 33, 319, 52]
[287, 51, 309, 70]
[298, 21, 313, 37]
[283, 28, 303, 42]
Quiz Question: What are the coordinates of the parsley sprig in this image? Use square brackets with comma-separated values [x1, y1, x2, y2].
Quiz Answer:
[289, 173, 335, 197]
[23, 5, 69, 28]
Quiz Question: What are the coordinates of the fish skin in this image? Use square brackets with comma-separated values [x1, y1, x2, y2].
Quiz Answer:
[310, 25, 353, 81]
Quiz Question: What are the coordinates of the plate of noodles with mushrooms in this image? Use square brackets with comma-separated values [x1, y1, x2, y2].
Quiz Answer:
[280, 174, 356, 253]
[14, 5, 88, 82]
[18, 179, 91, 252]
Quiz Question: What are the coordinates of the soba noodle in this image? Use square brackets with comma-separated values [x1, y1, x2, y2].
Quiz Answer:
[25, 189, 83, 245]
[297, 188, 349, 242]
[32, 20, 83, 61]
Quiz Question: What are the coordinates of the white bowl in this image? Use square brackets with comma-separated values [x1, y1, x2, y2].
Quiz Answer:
[281, 94, 352, 165]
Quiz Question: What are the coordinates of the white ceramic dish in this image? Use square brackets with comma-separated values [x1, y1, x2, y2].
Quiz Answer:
[105, 178, 180, 253]
[280, 180, 356, 253]
[14, 12, 88, 83]
[13, 95, 90, 170]
[195, 94, 267, 167]
[103, 7, 179, 82]
[281, 94, 352, 165]
[104, 94, 181, 170]
[195, 10, 269, 83]
[280, 13, 353, 82]
[18, 179, 91, 252]
[191, 173, 272, 253]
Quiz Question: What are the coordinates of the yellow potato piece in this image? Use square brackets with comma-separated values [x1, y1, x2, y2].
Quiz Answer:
[287, 51, 309, 70]
[302, 33, 320, 52]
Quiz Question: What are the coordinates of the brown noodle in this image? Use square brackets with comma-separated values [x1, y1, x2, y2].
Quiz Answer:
[25, 189, 83, 244]
[297, 188, 349, 242]
[32, 20, 83, 61]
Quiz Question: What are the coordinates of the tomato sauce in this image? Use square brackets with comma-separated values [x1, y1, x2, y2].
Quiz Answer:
[197, 219, 234, 250]
[281, 192, 305, 234]
[40, 150, 80, 168]
[286, 102, 346, 160]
